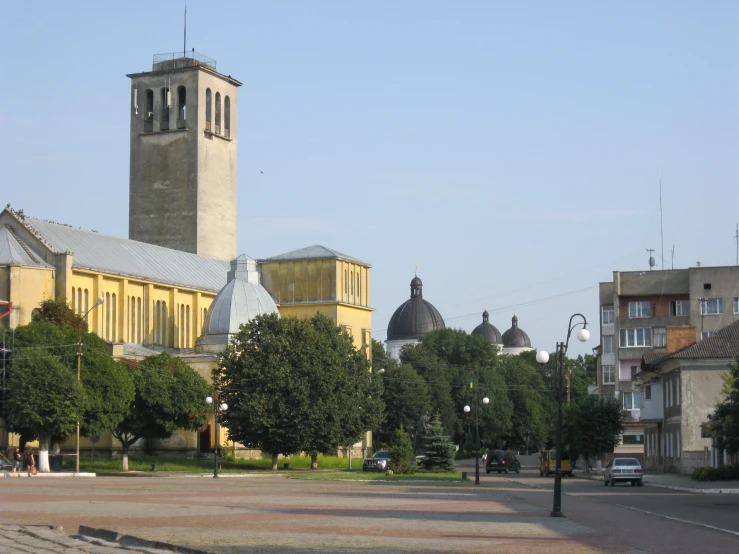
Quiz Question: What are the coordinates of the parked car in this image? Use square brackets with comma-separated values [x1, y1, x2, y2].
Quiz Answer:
[485, 450, 521, 474]
[363, 450, 391, 472]
[539, 449, 573, 477]
[604, 457, 643, 487]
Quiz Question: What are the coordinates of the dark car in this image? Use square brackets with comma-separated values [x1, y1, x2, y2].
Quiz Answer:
[485, 450, 521, 474]
[363, 450, 391, 472]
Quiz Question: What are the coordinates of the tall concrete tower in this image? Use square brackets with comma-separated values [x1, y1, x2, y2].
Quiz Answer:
[127, 52, 240, 261]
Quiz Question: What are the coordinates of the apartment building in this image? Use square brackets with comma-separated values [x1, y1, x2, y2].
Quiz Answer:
[596, 265, 739, 460]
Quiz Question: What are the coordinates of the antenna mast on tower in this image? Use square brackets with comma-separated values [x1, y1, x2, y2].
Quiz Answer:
[659, 176, 665, 269]
[735, 223, 738, 266]
[647, 248, 655, 270]
[184, 3, 187, 58]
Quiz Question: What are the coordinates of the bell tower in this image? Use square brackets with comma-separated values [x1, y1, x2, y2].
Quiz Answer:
[127, 52, 240, 261]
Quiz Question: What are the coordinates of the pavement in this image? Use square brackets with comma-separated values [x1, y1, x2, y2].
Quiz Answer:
[573, 468, 739, 494]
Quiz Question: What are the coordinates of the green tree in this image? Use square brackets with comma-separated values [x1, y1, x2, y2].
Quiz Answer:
[35, 297, 87, 329]
[217, 313, 384, 470]
[388, 428, 415, 474]
[712, 358, 739, 456]
[421, 415, 456, 472]
[112, 353, 210, 471]
[564, 395, 625, 469]
[376, 362, 431, 447]
[5, 354, 84, 472]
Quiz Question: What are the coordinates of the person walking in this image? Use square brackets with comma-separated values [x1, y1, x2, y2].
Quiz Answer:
[11, 447, 22, 477]
[24, 445, 36, 477]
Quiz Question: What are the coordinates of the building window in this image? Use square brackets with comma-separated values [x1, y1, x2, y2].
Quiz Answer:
[669, 300, 689, 316]
[186, 305, 191, 348]
[112, 293, 117, 341]
[205, 88, 212, 132]
[630, 365, 639, 380]
[653, 327, 666, 347]
[224, 96, 231, 138]
[176, 86, 186, 129]
[602, 305, 614, 324]
[622, 434, 644, 445]
[603, 335, 614, 354]
[701, 298, 723, 315]
[623, 391, 640, 411]
[344, 270, 348, 296]
[702, 331, 715, 340]
[734, 298, 739, 314]
[645, 385, 651, 400]
[619, 327, 652, 347]
[351, 270, 354, 296]
[144, 89, 154, 132]
[215, 92, 222, 134]
[602, 365, 615, 384]
[160, 87, 170, 130]
[105, 292, 111, 340]
[628, 301, 650, 318]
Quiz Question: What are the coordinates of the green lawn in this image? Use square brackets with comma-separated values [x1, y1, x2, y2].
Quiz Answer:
[63, 454, 368, 474]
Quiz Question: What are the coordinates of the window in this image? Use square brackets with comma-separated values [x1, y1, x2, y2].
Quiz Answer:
[224, 96, 231, 138]
[602, 365, 615, 384]
[160, 87, 170, 130]
[701, 298, 723, 315]
[205, 88, 212, 132]
[653, 327, 666, 347]
[619, 327, 652, 347]
[702, 331, 715, 340]
[602, 305, 614, 324]
[215, 92, 222, 134]
[623, 391, 640, 411]
[144, 89, 154, 132]
[176, 86, 186, 128]
[622, 434, 644, 445]
[628, 301, 650, 318]
[734, 298, 739, 314]
[603, 335, 614, 354]
[669, 300, 689, 316]
[630, 365, 639, 380]
[645, 385, 651, 400]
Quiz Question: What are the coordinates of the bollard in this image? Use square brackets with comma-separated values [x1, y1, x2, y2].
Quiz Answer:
[462, 471, 468, 481]
[151, 463, 157, 472]
[283, 462, 289, 470]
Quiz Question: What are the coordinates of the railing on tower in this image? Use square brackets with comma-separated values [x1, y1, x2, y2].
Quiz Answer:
[152, 52, 217, 72]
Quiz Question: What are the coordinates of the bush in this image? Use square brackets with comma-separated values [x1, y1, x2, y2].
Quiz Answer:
[388, 428, 415, 474]
[691, 465, 739, 482]
[421, 415, 456, 472]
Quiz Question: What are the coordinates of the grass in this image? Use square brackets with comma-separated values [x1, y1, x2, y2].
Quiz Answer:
[62, 454, 367, 474]
[290, 471, 465, 482]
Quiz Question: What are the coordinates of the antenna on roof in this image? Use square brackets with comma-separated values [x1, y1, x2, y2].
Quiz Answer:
[735, 223, 738, 266]
[671, 245, 675, 270]
[659, 175, 665, 269]
[647, 248, 655, 270]
[183, 2, 187, 58]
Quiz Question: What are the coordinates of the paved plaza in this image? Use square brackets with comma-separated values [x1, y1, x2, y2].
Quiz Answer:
[2, 469, 739, 553]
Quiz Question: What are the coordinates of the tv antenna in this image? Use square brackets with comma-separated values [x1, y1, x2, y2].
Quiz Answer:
[647, 248, 655, 270]
[659, 176, 664, 269]
[735, 223, 738, 266]
[183, 3, 187, 58]
[671, 245, 675, 270]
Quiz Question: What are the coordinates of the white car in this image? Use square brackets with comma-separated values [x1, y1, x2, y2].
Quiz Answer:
[604, 457, 643, 487]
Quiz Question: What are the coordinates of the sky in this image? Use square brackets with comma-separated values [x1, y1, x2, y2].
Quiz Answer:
[1, 1, 738, 357]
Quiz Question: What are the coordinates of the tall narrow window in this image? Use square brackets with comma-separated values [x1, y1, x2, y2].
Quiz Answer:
[84, 290, 89, 321]
[144, 89, 154, 132]
[224, 96, 231, 138]
[180, 305, 185, 347]
[351, 271, 355, 296]
[137, 298, 142, 343]
[215, 93, 222, 134]
[130, 297, 135, 342]
[105, 293, 111, 340]
[205, 88, 212, 132]
[72, 288, 77, 314]
[161, 301, 167, 346]
[186, 306, 191, 348]
[77, 288, 82, 315]
[357, 274, 361, 304]
[112, 293, 117, 342]
[155, 301, 161, 345]
[160, 87, 170, 130]
[176, 86, 186, 129]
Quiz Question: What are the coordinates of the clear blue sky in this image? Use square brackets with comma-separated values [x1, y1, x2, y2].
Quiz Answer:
[2, 1, 737, 357]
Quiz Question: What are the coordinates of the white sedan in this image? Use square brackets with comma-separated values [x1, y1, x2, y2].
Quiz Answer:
[604, 457, 644, 487]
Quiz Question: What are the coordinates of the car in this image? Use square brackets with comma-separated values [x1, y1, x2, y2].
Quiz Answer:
[604, 457, 643, 487]
[539, 449, 573, 477]
[363, 450, 391, 472]
[485, 450, 521, 474]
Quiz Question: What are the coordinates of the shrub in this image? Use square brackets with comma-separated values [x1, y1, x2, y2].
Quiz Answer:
[388, 428, 415, 474]
[691, 465, 739, 482]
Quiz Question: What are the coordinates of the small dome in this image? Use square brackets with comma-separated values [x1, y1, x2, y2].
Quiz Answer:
[198, 255, 279, 349]
[471, 310, 502, 344]
[502, 314, 531, 348]
[387, 274, 445, 341]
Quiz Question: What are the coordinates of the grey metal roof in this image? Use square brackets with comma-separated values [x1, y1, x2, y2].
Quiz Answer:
[262, 245, 368, 265]
[22, 217, 230, 292]
[502, 315, 532, 348]
[387, 275, 445, 341]
[0, 225, 53, 267]
[643, 320, 739, 367]
[472, 311, 503, 344]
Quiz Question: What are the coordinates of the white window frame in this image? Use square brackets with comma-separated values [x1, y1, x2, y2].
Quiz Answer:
[619, 327, 652, 347]
[628, 301, 651, 318]
[602, 365, 615, 385]
[623, 391, 640, 411]
[653, 327, 666, 347]
[734, 298, 739, 314]
[603, 335, 614, 354]
[701, 298, 723, 315]
[669, 300, 689, 316]
[702, 331, 715, 340]
[602, 305, 614, 324]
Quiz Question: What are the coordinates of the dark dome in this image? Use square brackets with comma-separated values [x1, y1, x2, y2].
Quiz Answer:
[502, 315, 531, 348]
[386, 275, 445, 340]
[471, 310, 502, 344]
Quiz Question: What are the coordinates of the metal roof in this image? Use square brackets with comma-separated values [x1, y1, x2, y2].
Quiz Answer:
[22, 216, 230, 292]
[502, 315, 532, 348]
[387, 276, 445, 341]
[642, 320, 739, 367]
[262, 245, 369, 266]
[0, 225, 53, 267]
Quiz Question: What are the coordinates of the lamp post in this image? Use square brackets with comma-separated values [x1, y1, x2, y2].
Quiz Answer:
[205, 396, 228, 478]
[463, 386, 490, 485]
[76, 296, 104, 475]
[536, 313, 589, 518]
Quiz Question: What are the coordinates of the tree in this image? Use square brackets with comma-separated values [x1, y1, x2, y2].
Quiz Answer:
[4, 354, 84, 472]
[35, 297, 86, 329]
[712, 358, 739, 456]
[217, 313, 384, 470]
[388, 428, 415, 474]
[564, 395, 625, 470]
[421, 415, 456, 472]
[112, 353, 210, 471]
[376, 362, 431, 447]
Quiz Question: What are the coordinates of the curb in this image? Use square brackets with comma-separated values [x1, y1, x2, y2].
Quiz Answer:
[78, 526, 216, 554]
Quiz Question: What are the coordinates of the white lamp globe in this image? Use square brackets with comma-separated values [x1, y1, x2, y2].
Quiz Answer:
[205, 396, 213, 404]
[463, 405, 471, 413]
[577, 328, 590, 342]
[220, 403, 228, 411]
[482, 397, 490, 405]
[536, 351, 550, 364]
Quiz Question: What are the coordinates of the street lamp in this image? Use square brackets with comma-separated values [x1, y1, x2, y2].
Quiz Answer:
[76, 295, 104, 475]
[205, 396, 228, 478]
[463, 389, 490, 485]
[536, 313, 589, 517]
